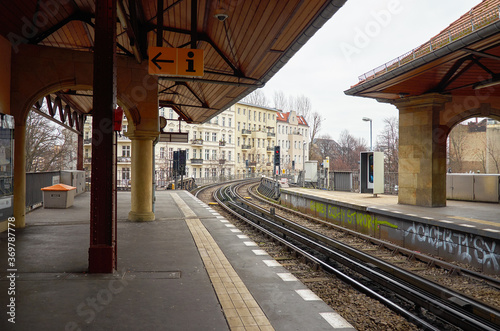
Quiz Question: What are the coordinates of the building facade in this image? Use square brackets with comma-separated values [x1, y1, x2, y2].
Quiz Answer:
[83, 102, 310, 185]
[234, 102, 277, 176]
[276, 110, 309, 172]
[155, 106, 235, 185]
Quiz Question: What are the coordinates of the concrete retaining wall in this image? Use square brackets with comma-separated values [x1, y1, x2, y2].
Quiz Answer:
[280, 189, 500, 275]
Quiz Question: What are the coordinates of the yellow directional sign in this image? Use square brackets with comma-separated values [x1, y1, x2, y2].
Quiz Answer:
[148, 47, 204, 77]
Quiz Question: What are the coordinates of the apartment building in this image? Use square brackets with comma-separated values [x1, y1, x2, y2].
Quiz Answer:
[155, 107, 235, 184]
[276, 110, 309, 172]
[83, 115, 132, 188]
[234, 102, 277, 176]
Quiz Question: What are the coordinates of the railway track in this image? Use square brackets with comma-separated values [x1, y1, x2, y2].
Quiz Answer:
[202, 180, 500, 331]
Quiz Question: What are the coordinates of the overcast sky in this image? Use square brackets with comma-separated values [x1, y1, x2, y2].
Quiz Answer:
[260, 0, 483, 145]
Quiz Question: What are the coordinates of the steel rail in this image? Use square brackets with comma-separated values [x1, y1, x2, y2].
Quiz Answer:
[219, 182, 500, 331]
[251, 182, 500, 290]
[213, 183, 438, 331]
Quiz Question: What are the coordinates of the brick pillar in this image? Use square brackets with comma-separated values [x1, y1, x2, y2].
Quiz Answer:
[392, 94, 451, 207]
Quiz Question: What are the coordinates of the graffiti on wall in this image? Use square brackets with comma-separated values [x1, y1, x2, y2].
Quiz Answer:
[405, 222, 499, 272]
[309, 201, 397, 232]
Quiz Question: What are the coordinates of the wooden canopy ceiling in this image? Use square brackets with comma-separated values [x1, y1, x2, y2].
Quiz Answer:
[1, 0, 347, 124]
[345, 0, 500, 101]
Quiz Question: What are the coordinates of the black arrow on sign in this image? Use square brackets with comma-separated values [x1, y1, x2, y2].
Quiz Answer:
[151, 52, 174, 70]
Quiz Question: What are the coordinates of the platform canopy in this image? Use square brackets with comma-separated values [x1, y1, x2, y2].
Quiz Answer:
[0, 0, 346, 123]
[345, 0, 500, 100]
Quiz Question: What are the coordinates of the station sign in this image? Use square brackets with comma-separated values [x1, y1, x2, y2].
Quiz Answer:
[148, 47, 204, 77]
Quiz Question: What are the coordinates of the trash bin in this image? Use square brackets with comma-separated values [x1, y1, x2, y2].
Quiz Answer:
[41, 184, 77, 208]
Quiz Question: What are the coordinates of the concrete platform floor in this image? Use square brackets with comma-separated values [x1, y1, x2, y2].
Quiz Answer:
[0, 191, 354, 331]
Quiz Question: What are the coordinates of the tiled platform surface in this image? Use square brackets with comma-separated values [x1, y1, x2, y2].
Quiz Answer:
[282, 188, 500, 236]
[0, 191, 354, 331]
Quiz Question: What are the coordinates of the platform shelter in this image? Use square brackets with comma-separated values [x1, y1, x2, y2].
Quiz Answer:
[345, 0, 500, 207]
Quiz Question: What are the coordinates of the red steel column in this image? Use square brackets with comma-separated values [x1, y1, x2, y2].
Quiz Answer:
[77, 133, 84, 170]
[89, 0, 117, 273]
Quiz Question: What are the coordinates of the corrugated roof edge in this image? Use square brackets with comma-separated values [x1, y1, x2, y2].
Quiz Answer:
[215, 0, 348, 117]
[344, 21, 500, 96]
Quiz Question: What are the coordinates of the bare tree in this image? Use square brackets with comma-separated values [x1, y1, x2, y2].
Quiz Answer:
[332, 130, 367, 171]
[25, 111, 77, 172]
[308, 111, 323, 149]
[376, 117, 399, 173]
[315, 134, 338, 162]
[448, 124, 467, 172]
[293, 95, 312, 120]
[487, 138, 500, 173]
[242, 90, 269, 107]
[273, 90, 287, 110]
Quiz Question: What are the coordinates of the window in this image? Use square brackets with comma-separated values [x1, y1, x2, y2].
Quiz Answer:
[294, 141, 297, 149]
[199, 168, 202, 178]
[237, 137, 240, 146]
[237, 122, 240, 131]
[212, 133, 217, 142]
[243, 123, 246, 130]
[228, 118, 232, 127]
[122, 124, 128, 134]
[160, 108, 165, 117]
[193, 149, 197, 158]
[186, 149, 189, 160]
[222, 117, 225, 127]
[84, 131, 89, 140]
[228, 135, 232, 144]
[222, 151, 226, 160]
[168, 148, 173, 159]
[248, 110, 251, 119]
[222, 134, 226, 142]
[193, 131, 196, 139]
[212, 168, 217, 177]
[238, 107, 240, 114]
[212, 150, 217, 160]
[228, 151, 232, 161]
[243, 109, 245, 115]
[258, 112, 261, 121]
[160, 147, 165, 158]
[237, 153, 240, 162]
[122, 145, 130, 157]
[253, 112, 256, 121]
[122, 167, 130, 180]
[257, 139, 260, 148]
[205, 132, 209, 141]
[169, 108, 174, 120]
[85, 149, 89, 158]
[205, 149, 209, 160]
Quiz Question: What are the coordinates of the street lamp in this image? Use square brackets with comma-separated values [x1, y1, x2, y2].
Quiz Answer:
[362, 117, 372, 151]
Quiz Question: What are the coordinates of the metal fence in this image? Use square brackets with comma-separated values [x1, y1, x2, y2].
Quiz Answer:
[328, 170, 396, 195]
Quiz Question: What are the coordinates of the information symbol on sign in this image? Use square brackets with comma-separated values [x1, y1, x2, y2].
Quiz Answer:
[148, 47, 204, 77]
[186, 51, 195, 73]
[177, 48, 203, 76]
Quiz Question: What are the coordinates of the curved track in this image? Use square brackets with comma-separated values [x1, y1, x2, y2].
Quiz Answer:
[209, 180, 500, 331]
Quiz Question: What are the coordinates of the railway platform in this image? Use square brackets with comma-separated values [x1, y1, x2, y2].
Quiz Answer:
[279, 187, 500, 274]
[0, 191, 354, 331]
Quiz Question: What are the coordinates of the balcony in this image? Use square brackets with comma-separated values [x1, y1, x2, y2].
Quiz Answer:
[84, 158, 92, 164]
[219, 141, 226, 146]
[219, 159, 226, 165]
[266, 162, 272, 166]
[191, 139, 204, 145]
[84, 138, 91, 145]
[117, 156, 131, 163]
[241, 129, 251, 135]
[190, 158, 203, 165]
[249, 162, 257, 167]
[241, 144, 251, 150]
[266, 147, 274, 152]
[267, 132, 275, 138]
